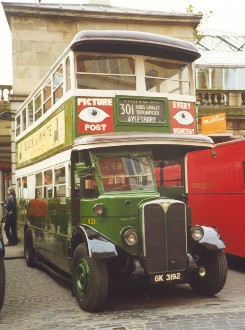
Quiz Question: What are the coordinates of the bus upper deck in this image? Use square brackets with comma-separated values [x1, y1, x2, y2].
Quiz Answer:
[15, 30, 200, 163]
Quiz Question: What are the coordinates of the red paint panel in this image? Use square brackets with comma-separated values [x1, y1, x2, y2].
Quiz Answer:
[187, 139, 245, 258]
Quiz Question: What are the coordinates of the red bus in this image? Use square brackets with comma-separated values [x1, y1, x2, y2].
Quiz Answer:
[187, 138, 245, 259]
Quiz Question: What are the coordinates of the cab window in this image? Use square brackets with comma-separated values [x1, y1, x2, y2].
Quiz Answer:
[154, 160, 182, 186]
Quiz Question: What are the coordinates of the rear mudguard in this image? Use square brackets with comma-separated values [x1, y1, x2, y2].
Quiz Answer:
[71, 225, 118, 258]
[197, 226, 226, 250]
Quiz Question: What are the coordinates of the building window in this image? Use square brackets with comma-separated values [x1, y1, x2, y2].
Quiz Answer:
[211, 68, 223, 89]
[197, 68, 210, 89]
[224, 69, 236, 89]
[237, 68, 245, 89]
[197, 66, 245, 90]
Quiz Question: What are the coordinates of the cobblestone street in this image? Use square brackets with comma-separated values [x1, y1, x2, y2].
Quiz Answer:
[0, 243, 245, 329]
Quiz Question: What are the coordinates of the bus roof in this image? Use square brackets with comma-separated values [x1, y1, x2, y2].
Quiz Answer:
[73, 132, 213, 151]
[71, 30, 201, 62]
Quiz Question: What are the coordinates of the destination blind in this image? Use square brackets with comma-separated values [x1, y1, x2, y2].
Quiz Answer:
[118, 98, 166, 124]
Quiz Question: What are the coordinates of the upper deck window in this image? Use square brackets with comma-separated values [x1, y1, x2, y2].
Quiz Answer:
[22, 108, 27, 131]
[16, 114, 21, 136]
[76, 54, 136, 90]
[53, 65, 64, 103]
[27, 101, 34, 127]
[43, 79, 52, 113]
[145, 59, 189, 94]
[65, 56, 71, 92]
[34, 92, 42, 121]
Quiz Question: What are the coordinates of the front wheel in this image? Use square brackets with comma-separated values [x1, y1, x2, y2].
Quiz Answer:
[189, 247, 227, 296]
[72, 244, 108, 312]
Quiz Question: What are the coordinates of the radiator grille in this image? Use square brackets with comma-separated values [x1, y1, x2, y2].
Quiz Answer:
[143, 201, 187, 273]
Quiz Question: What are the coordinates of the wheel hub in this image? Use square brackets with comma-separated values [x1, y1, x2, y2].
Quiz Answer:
[76, 259, 90, 297]
[198, 266, 206, 277]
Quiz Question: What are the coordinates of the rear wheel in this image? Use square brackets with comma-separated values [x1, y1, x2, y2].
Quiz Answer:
[0, 258, 5, 310]
[24, 228, 36, 267]
[72, 244, 108, 312]
[189, 247, 227, 296]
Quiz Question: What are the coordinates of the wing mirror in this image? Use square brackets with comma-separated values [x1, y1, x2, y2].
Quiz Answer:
[75, 162, 92, 177]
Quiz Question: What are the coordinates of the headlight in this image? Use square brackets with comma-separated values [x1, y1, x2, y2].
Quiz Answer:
[123, 229, 138, 246]
[93, 203, 104, 215]
[191, 225, 204, 241]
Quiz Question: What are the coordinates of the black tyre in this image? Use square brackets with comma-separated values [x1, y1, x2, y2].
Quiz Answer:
[0, 258, 5, 310]
[24, 229, 36, 267]
[72, 244, 108, 312]
[189, 247, 227, 296]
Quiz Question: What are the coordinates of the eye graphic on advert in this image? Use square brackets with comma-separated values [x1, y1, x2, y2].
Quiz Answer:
[78, 106, 110, 123]
[173, 110, 194, 125]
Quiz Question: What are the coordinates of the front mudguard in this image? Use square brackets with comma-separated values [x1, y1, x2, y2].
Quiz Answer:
[71, 225, 117, 259]
[187, 226, 226, 272]
[195, 226, 226, 250]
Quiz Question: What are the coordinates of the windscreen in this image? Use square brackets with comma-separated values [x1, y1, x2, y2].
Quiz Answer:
[98, 155, 155, 192]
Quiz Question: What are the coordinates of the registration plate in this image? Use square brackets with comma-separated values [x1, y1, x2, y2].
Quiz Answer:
[151, 272, 183, 283]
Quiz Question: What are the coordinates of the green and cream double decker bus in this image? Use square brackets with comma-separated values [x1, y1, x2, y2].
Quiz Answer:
[15, 30, 227, 312]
